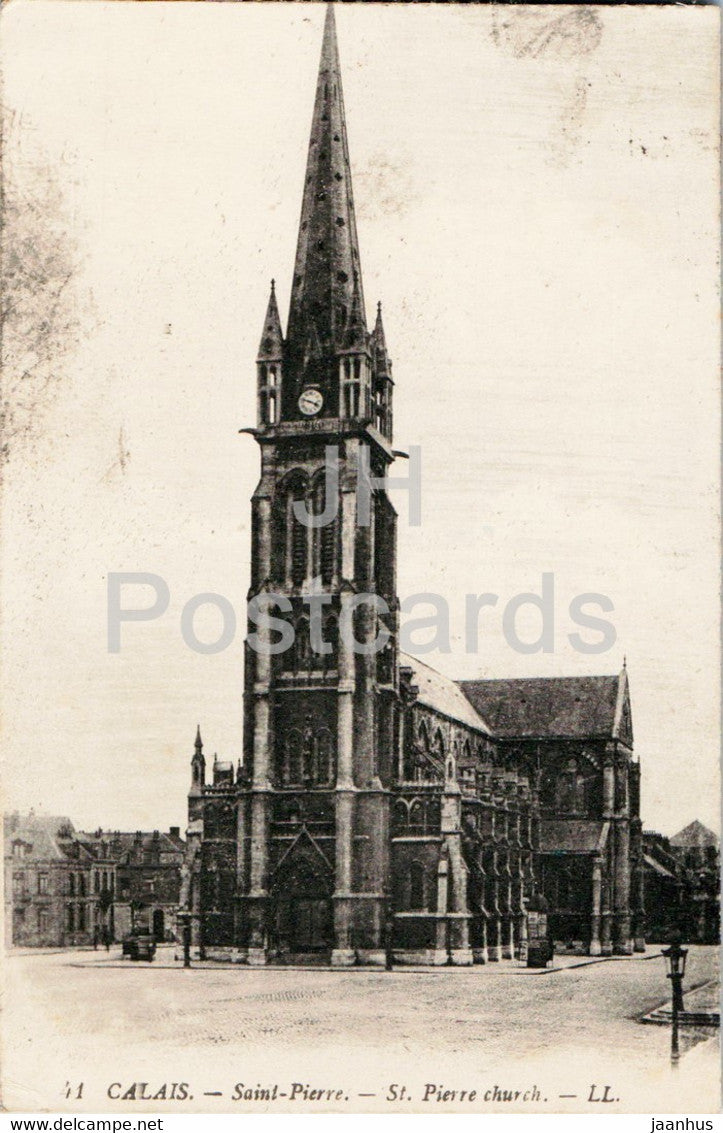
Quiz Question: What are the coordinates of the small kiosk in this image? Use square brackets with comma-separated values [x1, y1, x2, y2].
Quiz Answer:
[526, 894, 554, 968]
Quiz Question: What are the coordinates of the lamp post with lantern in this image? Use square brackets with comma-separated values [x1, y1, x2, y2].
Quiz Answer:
[661, 932, 688, 1065]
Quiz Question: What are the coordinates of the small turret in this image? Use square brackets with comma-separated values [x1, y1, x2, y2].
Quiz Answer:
[257, 280, 284, 428]
[370, 300, 393, 439]
[371, 301, 390, 373]
[191, 724, 206, 791]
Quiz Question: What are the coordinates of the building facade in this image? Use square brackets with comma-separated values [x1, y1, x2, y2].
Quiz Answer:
[184, 5, 642, 965]
[4, 814, 94, 948]
[644, 822, 720, 944]
[4, 813, 185, 947]
[78, 827, 186, 942]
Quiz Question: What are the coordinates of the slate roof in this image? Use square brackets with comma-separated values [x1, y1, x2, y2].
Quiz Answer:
[643, 853, 677, 879]
[76, 830, 185, 861]
[3, 813, 77, 861]
[670, 821, 719, 850]
[539, 819, 609, 855]
[399, 653, 492, 734]
[458, 675, 621, 739]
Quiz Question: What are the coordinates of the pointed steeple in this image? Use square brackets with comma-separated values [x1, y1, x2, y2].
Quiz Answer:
[371, 300, 391, 375]
[286, 4, 367, 386]
[343, 277, 367, 351]
[191, 725, 205, 792]
[257, 280, 284, 362]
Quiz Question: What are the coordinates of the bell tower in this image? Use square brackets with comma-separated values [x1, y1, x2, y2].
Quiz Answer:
[238, 4, 399, 965]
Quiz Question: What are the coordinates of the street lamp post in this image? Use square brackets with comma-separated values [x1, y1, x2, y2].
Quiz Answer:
[177, 911, 191, 968]
[662, 932, 688, 1065]
[383, 896, 394, 971]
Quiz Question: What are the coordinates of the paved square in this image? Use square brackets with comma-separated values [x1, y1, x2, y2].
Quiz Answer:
[3, 945, 719, 1113]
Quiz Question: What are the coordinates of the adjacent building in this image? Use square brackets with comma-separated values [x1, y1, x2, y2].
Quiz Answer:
[77, 827, 186, 942]
[4, 813, 185, 947]
[183, 7, 644, 966]
[4, 814, 91, 948]
[644, 822, 720, 944]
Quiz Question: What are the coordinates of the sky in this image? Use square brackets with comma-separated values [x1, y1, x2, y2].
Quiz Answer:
[1, 2, 719, 837]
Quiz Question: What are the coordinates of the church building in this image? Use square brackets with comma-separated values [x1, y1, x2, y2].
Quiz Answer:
[184, 6, 643, 965]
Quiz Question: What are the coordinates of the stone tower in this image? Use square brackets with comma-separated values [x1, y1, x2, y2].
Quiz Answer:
[238, 4, 399, 965]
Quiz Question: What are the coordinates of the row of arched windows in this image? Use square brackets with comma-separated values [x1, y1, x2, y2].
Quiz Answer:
[412, 721, 532, 782]
[279, 726, 335, 787]
[258, 364, 279, 426]
[340, 356, 368, 419]
[393, 798, 441, 835]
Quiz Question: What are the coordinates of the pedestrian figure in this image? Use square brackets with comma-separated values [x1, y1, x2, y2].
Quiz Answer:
[93, 926, 99, 951]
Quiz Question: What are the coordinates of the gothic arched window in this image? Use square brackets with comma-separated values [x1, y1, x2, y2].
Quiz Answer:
[427, 799, 441, 830]
[315, 728, 334, 785]
[556, 758, 581, 814]
[393, 799, 408, 833]
[289, 500, 307, 586]
[310, 470, 337, 585]
[294, 615, 311, 670]
[409, 800, 425, 834]
[274, 471, 309, 585]
[301, 725, 315, 783]
[409, 861, 426, 910]
[377, 638, 393, 684]
[258, 364, 278, 426]
[323, 613, 339, 670]
[285, 729, 302, 785]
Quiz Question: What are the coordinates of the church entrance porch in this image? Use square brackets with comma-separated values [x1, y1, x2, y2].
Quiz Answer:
[267, 833, 335, 963]
[276, 897, 333, 954]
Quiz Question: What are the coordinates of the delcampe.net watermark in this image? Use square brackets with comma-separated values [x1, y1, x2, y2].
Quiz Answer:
[107, 445, 616, 658]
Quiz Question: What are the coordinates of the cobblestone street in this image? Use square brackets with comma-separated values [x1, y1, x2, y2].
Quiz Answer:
[4, 945, 719, 1114]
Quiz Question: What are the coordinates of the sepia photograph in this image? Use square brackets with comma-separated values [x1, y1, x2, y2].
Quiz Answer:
[1, 0, 720, 1117]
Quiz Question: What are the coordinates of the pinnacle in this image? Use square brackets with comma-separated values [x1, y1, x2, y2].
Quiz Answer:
[257, 279, 284, 361]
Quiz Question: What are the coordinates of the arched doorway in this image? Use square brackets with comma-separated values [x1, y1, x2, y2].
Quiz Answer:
[270, 842, 333, 956]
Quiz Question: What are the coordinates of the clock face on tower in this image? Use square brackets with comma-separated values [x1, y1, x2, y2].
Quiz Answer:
[298, 387, 323, 416]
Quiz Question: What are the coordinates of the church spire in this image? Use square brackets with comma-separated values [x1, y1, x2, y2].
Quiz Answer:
[285, 4, 367, 388]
